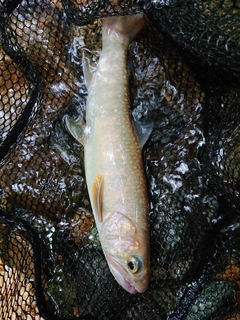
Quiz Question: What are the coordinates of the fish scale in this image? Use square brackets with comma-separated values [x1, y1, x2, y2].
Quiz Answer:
[65, 14, 150, 294]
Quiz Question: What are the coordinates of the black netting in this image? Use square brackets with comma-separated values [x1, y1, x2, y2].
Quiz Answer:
[0, 0, 240, 319]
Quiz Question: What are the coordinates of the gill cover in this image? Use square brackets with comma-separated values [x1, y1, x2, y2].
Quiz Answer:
[99, 211, 149, 293]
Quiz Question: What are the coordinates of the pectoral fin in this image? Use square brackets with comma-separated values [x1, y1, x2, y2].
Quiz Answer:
[92, 174, 104, 223]
[64, 115, 86, 146]
[134, 118, 153, 149]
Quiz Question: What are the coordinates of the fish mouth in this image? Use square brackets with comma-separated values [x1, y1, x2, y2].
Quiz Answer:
[124, 279, 138, 294]
[105, 253, 139, 294]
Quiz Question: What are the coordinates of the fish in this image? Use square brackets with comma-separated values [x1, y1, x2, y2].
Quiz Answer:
[64, 14, 151, 294]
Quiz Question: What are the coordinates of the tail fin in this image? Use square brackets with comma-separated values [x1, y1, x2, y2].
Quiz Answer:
[102, 14, 147, 42]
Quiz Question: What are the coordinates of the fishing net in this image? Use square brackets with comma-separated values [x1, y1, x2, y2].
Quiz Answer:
[0, 0, 240, 319]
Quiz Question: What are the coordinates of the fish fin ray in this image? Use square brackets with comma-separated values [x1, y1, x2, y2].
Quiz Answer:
[82, 50, 97, 90]
[134, 118, 153, 149]
[64, 115, 86, 146]
[92, 174, 104, 223]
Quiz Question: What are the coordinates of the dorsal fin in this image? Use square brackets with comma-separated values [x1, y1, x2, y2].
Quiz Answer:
[82, 50, 97, 90]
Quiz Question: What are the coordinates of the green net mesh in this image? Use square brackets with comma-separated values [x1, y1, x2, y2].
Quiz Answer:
[0, 0, 240, 319]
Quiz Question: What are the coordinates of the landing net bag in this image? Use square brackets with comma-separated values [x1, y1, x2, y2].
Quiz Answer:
[0, 0, 240, 319]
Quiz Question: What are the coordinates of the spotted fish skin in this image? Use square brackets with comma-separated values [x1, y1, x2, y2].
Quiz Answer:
[65, 14, 150, 294]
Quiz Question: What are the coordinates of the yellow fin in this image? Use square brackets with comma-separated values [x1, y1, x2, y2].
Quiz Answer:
[92, 174, 103, 223]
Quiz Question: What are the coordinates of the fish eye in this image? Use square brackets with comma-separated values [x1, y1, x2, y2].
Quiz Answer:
[127, 256, 142, 273]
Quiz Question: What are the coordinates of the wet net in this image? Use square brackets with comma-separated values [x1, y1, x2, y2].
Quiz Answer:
[0, 0, 240, 319]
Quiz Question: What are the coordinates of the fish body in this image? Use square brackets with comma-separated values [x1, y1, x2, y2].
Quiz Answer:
[65, 14, 150, 294]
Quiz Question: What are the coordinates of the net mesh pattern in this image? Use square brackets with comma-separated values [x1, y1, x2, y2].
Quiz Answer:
[0, 0, 240, 319]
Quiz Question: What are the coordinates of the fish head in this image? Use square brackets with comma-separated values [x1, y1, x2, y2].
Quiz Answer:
[105, 251, 149, 294]
[99, 211, 150, 294]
